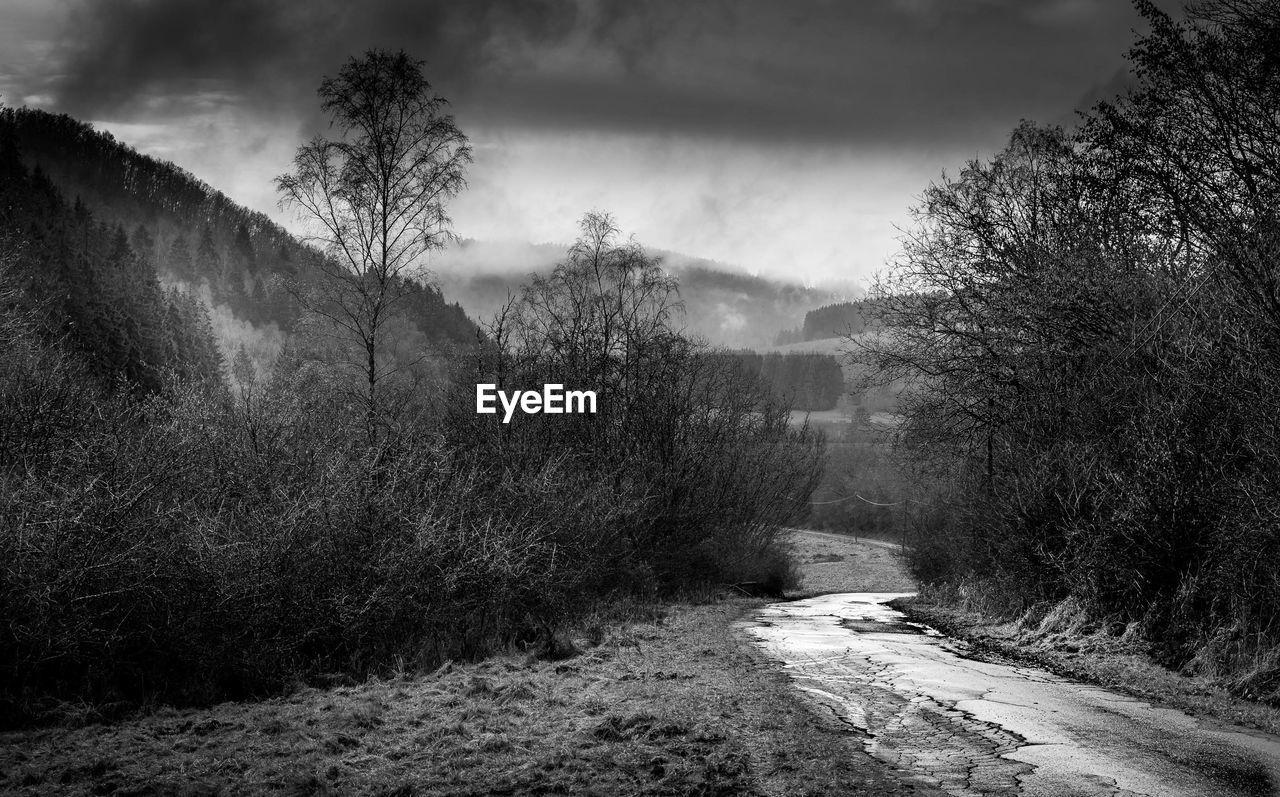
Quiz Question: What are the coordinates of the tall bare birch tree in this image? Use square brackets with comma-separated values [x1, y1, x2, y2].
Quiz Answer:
[277, 49, 471, 443]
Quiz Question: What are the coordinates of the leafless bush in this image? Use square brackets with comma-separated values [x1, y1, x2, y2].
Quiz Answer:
[1, 213, 822, 723]
[860, 1, 1280, 694]
[448, 212, 823, 595]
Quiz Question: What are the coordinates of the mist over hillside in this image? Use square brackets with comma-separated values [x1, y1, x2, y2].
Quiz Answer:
[5, 109, 862, 356]
[2, 108, 480, 381]
[430, 238, 863, 349]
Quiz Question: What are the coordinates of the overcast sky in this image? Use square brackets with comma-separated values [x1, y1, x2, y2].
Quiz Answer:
[0, 0, 1175, 285]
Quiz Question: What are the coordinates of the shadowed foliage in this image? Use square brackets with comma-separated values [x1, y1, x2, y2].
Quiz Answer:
[860, 0, 1280, 701]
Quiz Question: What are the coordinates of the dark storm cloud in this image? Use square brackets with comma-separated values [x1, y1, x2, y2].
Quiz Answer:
[53, 0, 579, 119]
[50, 0, 1172, 144]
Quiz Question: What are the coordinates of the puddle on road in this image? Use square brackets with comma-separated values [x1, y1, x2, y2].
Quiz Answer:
[748, 593, 1280, 797]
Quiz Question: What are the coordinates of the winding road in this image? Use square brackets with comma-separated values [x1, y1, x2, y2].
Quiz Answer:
[752, 535, 1280, 796]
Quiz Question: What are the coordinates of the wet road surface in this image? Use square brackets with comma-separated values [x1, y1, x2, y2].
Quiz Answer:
[748, 593, 1280, 796]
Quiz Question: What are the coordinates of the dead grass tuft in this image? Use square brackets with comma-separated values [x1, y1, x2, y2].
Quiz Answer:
[902, 597, 1280, 737]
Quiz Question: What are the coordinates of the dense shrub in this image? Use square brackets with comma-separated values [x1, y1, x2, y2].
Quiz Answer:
[0, 213, 822, 724]
[863, 1, 1280, 697]
[447, 213, 823, 594]
[0, 347, 630, 723]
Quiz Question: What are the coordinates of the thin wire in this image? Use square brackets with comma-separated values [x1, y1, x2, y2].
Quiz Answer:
[804, 493, 930, 507]
[1112, 263, 1200, 360]
[1111, 267, 1217, 370]
[804, 494, 869, 506]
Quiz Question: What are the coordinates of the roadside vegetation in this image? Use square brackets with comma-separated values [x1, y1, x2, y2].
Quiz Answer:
[0, 53, 821, 727]
[0, 536, 923, 797]
[903, 593, 1280, 739]
[856, 1, 1280, 702]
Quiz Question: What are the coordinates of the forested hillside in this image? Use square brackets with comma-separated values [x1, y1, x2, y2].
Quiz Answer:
[775, 299, 880, 345]
[0, 126, 223, 392]
[432, 238, 855, 349]
[1, 108, 478, 367]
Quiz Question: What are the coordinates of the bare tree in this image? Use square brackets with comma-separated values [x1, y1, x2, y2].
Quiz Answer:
[277, 49, 471, 443]
[855, 122, 1147, 492]
[512, 212, 681, 387]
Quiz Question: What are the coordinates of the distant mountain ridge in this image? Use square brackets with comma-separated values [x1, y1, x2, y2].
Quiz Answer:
[2, 107, 858, 370]
[431, 238, 861, 349]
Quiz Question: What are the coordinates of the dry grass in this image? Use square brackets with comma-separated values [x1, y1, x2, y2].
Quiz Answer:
[900, 592, 1280, 738]
[0, 598, 917, 796]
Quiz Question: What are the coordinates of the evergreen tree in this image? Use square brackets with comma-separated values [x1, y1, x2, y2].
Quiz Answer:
[165, 232, 192, 280]
[233, 222, 257, 274]
[195, 226, 221, 293]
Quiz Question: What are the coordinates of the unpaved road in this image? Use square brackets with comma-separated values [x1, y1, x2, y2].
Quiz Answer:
[758, 533, 1280, 796]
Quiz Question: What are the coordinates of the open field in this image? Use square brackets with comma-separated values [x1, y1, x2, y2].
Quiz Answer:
[787, 407, 850, 429]
[787, 528, 913, 596]
[758, 337, 848, 356]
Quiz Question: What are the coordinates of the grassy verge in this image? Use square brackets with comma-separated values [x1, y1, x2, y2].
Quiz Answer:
[0, 596, 918, 796]
[897, 591, 1280, 738]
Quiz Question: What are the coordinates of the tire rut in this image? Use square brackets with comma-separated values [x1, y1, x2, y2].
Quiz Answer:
[784, 650, 1031, 795]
